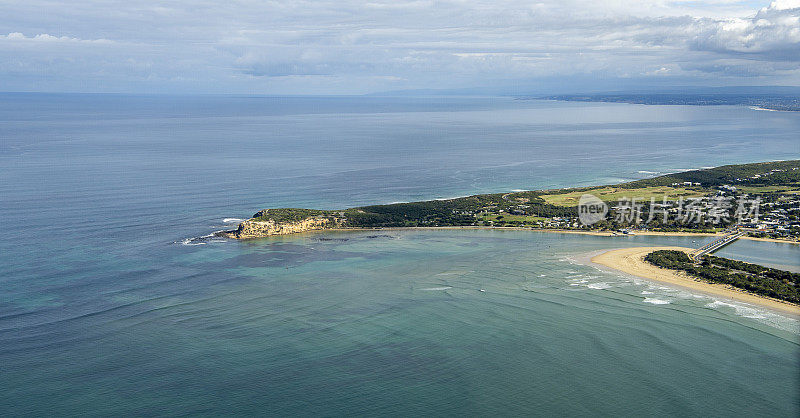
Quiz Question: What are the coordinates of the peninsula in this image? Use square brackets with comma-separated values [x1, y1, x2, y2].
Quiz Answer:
[592, 247, 800, 315]
[219, 160, 800, 241]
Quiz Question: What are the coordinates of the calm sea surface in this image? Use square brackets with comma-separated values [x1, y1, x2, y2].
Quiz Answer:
[1, 94, 799, 416]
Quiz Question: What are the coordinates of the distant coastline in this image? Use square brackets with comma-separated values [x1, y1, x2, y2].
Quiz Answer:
[533, 94, 800, 112]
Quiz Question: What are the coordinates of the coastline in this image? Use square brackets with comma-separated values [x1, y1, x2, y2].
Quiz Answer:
[221, 224, 799, 244]
[591, 246, 800, 316]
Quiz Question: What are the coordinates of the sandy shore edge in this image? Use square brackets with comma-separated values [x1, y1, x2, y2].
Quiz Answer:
[246, 226, 798, 244]
[374, 227, 797, 243]
[591, 246, 800, 316]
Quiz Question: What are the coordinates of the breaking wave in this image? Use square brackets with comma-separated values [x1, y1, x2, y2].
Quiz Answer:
[643, 298, 671, 305]
[178, 231, 226, 246]
[587, 282, 611, 290]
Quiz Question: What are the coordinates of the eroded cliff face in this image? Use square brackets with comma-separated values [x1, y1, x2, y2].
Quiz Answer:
[231, 217, 333, 239]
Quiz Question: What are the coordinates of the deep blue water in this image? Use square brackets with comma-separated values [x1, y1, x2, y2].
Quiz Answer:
[1, 94, 799, 416]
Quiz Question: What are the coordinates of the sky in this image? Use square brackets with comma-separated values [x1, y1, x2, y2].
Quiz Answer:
[0, 0, 798, 94]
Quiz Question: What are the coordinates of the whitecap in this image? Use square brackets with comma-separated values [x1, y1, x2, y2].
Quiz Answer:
[419, 286, 452, 291]
[706, 300, 772, 318]
[705, 300, 765, 319]
[643, 298, 671, 305]
[587, 282, 611, 290]
[179, 230, 227, 246]
[641, 291, 654, 295]
[223, 218, 243, 223]
[706, 301, 799, 334]
[673, 291, 696, 299]
[707, 300, 736, 309]
[180, 238, 207, 246]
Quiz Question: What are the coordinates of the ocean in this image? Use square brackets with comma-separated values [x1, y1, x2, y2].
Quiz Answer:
[1, 94, 799, 416]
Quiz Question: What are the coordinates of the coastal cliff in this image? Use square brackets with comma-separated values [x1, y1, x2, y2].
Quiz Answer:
[229, 217, 332, 238]
[218, 208, 344, 239]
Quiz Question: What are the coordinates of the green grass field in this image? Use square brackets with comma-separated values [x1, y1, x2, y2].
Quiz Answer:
[539, 186, 707, 207]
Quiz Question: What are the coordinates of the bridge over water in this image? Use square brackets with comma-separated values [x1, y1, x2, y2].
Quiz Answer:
[689, 228, 748, 260]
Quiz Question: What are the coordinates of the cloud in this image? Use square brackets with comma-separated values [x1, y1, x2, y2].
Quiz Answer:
[0, 1, 798, 93]
[2, 32, 114, 44]
[691, 1, 800, 59]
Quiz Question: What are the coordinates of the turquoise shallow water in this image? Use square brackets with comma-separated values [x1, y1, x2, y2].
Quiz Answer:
[1, 95, 799, 415]
[3, 230, 798, 416]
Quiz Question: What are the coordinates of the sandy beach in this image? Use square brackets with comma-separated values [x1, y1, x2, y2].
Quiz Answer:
[591, 246, 800, 316]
